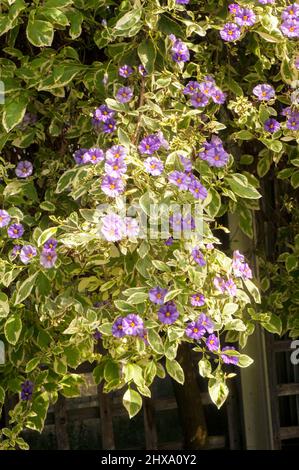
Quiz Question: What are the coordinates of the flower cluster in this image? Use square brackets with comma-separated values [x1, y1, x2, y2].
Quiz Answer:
[214, 276, 237, 296]
[74, 147, 105, 165]
[101, 213, 139, 242]
[197, 136, 229, 167]
[91, 105, 116, 133]
[40, 238, 58, 269]
[169, 35, 190, 63]
[232, 250, 252, 280]
[184, 76, 226, 108]
[282, 107, 299, 131]
[112, 314, 146, 339]
[220, 3, 257, 42]
[280, 4, 299, 38]
[20, 380, 34, 401]
[101, 145, 128, 197]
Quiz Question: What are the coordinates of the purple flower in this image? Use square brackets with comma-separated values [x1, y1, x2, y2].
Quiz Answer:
[198, 80, 215, 97]
[198, 136, 229, 167]
[183, 81, 201, 95]
[0, 209, 11, 228]
[116, 86, 133, 103]
[170, 213, 183, 233]
[213, 276, 226, 293]
[228, 4, 242, 15]
[44, 238, 58, 250]
[190, 294, 205, 307]
[11, 245, 21, 258]
[190, 92, 209, 108]
[102, 118, 117, 134]
[171, 38, 190, 63]
[206, 334, 220, 352]
[233, 250, 244, 262]
[144, 157, 164, 176]
[119, 65, 133, 78]
[280, 19, 299, 37]
[225, 278, 237, 296]
[101, 213, 126, 242]
[264, 118, 280, 133]
[20, 245, 37, 264]
[258, 0, 275, 3]
[21, 380, 34, 401]
[138, 134, 161, 155]
[185, 321, 205, 340]
[221, 346, 239, 365]
[233, 255, 253, 279]
[105, 158, 127, 177]
[253, 84, 275, 101]
[189, 179, 208, 200]
[112, 318, 125, 338]
[93, 329, 102, 341]
[182, 214, 195, 231]
[158, 301, 179, 324]
[168, 171, 190, 190]
[220, 23, 241, 42]
[211, 88, 227, 104]
[84, 148, 105, 164]
[286, 111, 299, 130]
[106, 145, 127, 162]
[179, 155, 192, 172]
[7, 223, 24, 239]
[295, 57, 299, 70]
[40, 250, 57, 269]
[138, 64, 147, 76]
[73, 148, 88, 165]
[198, 313, 214, 334]
[122, 314, 144, 336]
[176, 0, 190, 4]
[15, 161, 33, 178]
[101, 175, 125, 197]
[235, 8, 256, 27]
[149, 287, 168, 305]
[125, 217, 140, 238]
[206, 147, 229, 167]
[92, 105, 115, 124]
[156, 131, 169, 150]
[165, 236, 174, 246]
[191, 247, 206, 266]
[281, 4, 299, 21]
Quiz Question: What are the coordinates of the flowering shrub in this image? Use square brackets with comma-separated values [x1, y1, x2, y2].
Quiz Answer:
[0, 0, 298, 449]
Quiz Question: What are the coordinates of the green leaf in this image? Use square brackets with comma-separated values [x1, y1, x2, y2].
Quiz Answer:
[291, 171, 299, 189]
[226, 174, 261, 200]
[104, 360, 120, 382]
[26, 16, 54, 47]
[37, 227, 57, 247]
[208, 377, 229, 409]
[67, 9, 83, 39]
[127, 292, 149, 305]
[2, 95, 28, 133]
[206, 188, 221, 218]
[0, 292, 10, 318]
[4, 314, 22, 345]
[237, 354, 254, 368]
[163, 289, 182, 303]
[198, 358, 212, 378]
[114, 8, 142, 32]
[138, 38, 156, 74]
[152, 260, 171, 272]
[147, 329, 164, 354]
[14, 271, 39, 305]
[38, 7, 69, 26]
[261, 313, 282, 335]
[53, 356, 67, 375]
[0, 386, 5, 404]
[244, 278, 261, 303]
[166, 358, 184, 384]
[123, 388, 142, 418]
[286, 254, 298, 273]
[234, 130, 254, 140]
[56, 168, 76, 193]
[25, 357, 40, 373]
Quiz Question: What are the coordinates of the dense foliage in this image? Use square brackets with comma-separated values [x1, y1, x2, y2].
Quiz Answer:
[0, 0, 298, 449]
